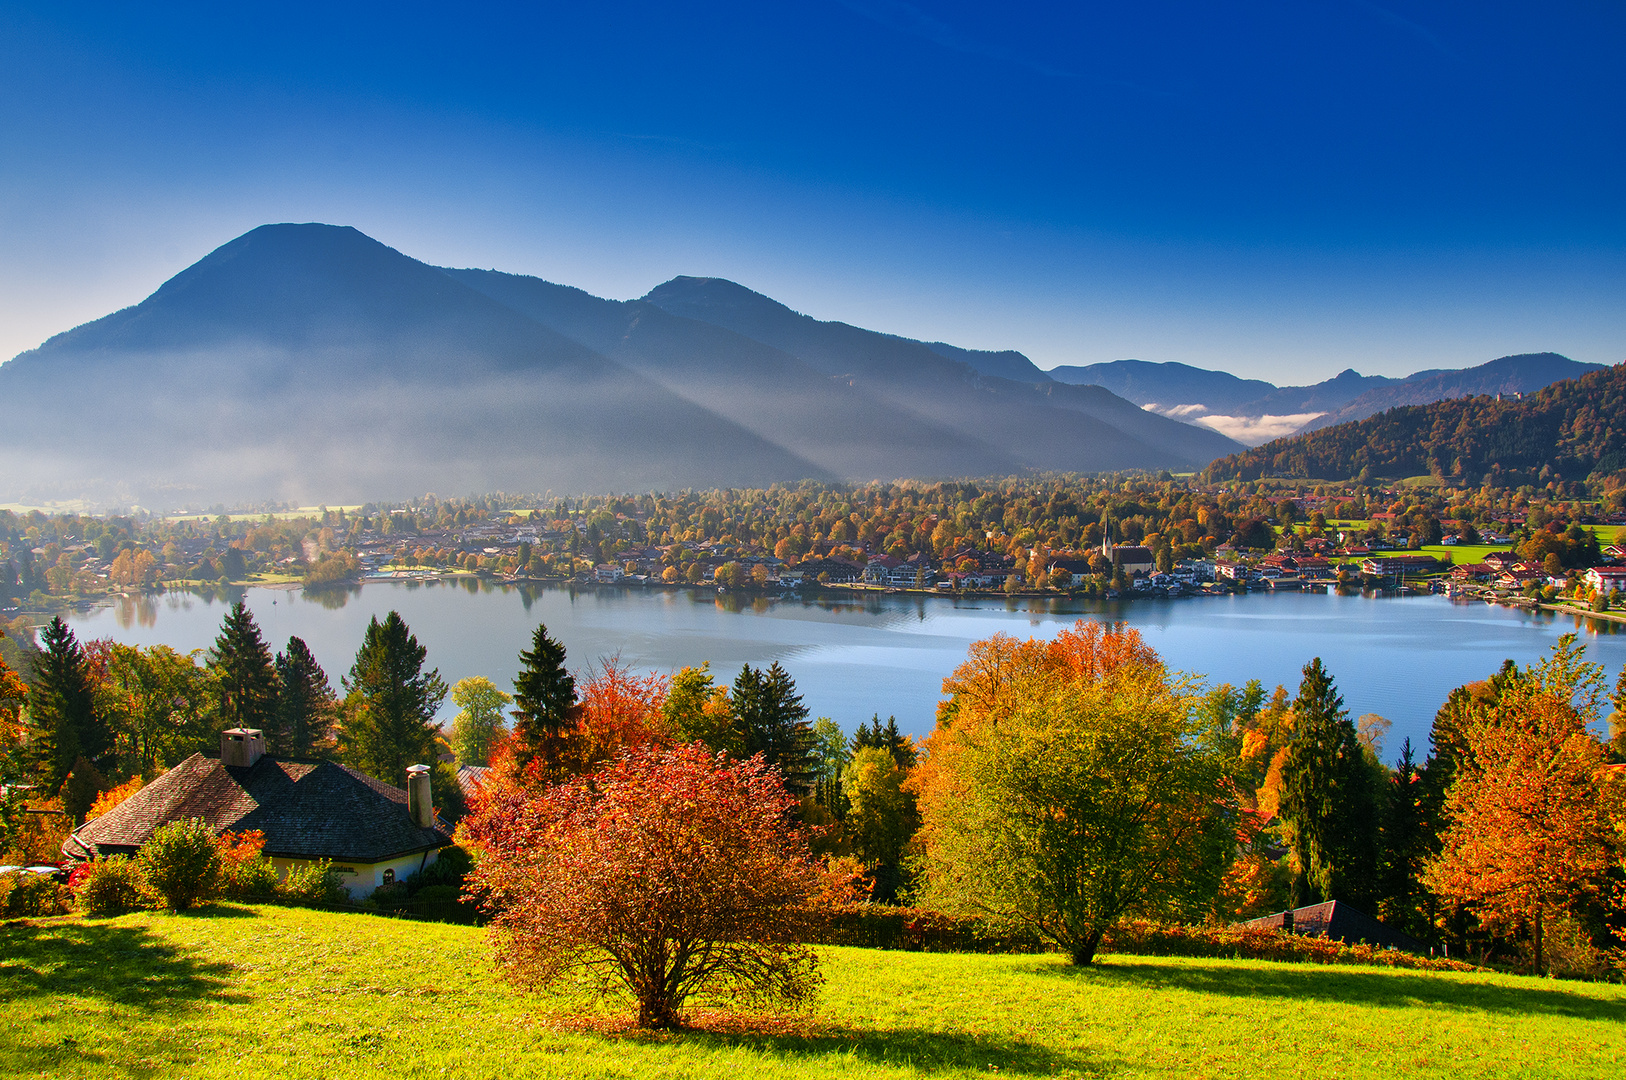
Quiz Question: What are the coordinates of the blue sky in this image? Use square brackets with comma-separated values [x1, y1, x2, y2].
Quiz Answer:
[1, 1, 1621, 382]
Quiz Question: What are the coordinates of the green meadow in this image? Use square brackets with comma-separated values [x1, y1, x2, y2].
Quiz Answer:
[5, 904, 1623, 1079]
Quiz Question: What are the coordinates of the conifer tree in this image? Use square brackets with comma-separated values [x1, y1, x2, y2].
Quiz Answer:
[338, 612, 446, 784]
[851, 714, 916, 770]
[273, 636, 336, 758]
[208, 601, 278, 734]
[510, 623, 576, 774]
[26, 617, 110, 789]
[1278, 657, 1383, 907]
[733, 662, 815, 795]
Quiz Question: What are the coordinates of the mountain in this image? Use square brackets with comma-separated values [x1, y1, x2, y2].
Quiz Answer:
[639, 277, 1242, 475]
[0, 224, 1241, 508]
[0, 224, 826, 506]
[1047, 354, 1601, 446]
[1201, 362, 1626, 485]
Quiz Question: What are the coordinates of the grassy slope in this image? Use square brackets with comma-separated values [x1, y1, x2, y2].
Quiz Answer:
[5, 905, 1624, 1080]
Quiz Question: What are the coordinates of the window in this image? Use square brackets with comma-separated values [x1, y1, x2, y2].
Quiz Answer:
[382, 869, 395, 886]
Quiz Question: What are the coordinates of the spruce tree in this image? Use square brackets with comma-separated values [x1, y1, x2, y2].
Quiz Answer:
[851, 714, 915, 770]
[26, 617, 108, 789]
[733, 661, 815, 795]
[338, 612, 447, 784]
[1278, 657, 1383, 907]
[208, 601, 278, 734]
[510, 623, 576, 773]
[273, 636, 336, 758]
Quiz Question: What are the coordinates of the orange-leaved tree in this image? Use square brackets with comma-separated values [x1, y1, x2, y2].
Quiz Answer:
[1422, 640, 1620, 974]
[462, 742, 821, 1028]
[913, 621, 1237, 965]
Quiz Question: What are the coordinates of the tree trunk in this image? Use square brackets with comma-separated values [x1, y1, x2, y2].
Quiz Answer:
[1068, 929, 1103, 966]
[1532, 909, 1544, 977]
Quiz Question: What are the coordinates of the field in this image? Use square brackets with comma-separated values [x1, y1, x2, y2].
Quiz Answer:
[5, 905, 1624, 1079]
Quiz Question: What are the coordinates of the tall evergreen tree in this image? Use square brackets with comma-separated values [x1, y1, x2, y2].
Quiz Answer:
[1377, 737, 1432, 937]
[338, 611, 447, 784]
[208, 601, 278, 734]
[1278, 657, 1383, 907]
[510, 623, 577, 773]
[851, 714, 916, 770]
[273, 636, 336, 758]
[733, 662, 815, 795]
[26, 617, 109, 789]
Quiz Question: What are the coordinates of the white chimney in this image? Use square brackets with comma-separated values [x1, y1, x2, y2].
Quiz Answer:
[221, 728, 265, 768]
[406, 764, 434, 828]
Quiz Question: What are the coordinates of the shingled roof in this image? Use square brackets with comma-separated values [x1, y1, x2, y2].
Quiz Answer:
[65, 753, 452, 863]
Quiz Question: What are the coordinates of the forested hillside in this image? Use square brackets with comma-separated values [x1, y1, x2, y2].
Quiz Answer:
[1203, 362, 1626, 485]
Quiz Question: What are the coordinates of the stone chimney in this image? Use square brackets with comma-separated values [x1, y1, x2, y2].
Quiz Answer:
[221, 728, 265, 768]
[406, 763, 434, 828]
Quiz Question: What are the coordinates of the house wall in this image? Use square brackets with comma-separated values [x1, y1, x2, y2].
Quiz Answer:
[271, 847, 441, 900]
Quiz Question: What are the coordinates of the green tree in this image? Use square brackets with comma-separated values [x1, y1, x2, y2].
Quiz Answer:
[105, 643, 213, 778]
[208, 601, 278, 734]
[663, 663, 740, 755]
[273, 637, 336, 758]
[1377, 737, 1432, 937]
[732, 662, 815, 795]
[1278, 658, 1384, 907]
[808, 716, 849, 814]
[338, 611, 447, 785]
[851, 714, 916, 770]
[450, 676, 511, 766]
[842, 745, 917, 900]
[26, 617, 109, 789]
[510, 623, 577, 775]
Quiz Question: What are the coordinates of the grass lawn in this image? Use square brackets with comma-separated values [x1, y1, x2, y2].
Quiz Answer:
[5, 905, 1624, 1079]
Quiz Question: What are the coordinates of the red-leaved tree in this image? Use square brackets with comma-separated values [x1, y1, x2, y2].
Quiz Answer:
[462, 742, 822, 1028]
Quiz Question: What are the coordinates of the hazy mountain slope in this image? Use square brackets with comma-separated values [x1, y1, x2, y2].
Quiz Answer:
[1201, 362, 1626, 484]
[1296, 352, 1604, 432]
[0, 225, 827, 506]
[642, 277, 1243, 472]
[443, 268, 1022, 480]
[1047, 360, 1278, 414]
[925, 341, 1053, 382]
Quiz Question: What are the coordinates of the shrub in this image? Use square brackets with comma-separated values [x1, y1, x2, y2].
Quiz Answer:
[218, 830, 278, 900]
[405, 845, 473, 894]
[279, 860, 348, 906]
[74, 857, 148, 917]
[0, 870, 72, 917]
[138, 818, 223, 910]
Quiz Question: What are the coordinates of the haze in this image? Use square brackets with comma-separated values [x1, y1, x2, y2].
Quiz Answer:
[2, 2, 1623, 382]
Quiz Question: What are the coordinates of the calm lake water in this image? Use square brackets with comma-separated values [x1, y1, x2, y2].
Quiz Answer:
[64, 582, 1625, 762]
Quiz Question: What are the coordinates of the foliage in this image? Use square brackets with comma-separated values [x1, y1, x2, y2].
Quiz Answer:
[73, 856, 148, 917]
[85, 775, 143, 821]
[465, 742, 823, 1028]
[279, 860, 349, 905]
[104, 643, 214, 779]
[569, 659, 670, 772]
[508, 622, 576, 777]
[273, 636, 337, 758]
[217, 829, 278, 899]
[1278, 658, 1384, 907]
[732, 662, 816, 796]
[137, 818, 223, 911]
[663, 662, 738, 755]
[914, 621, 1238, 965]
[208, 600, 279, 734]
[449, 675, 511, 766]
[0, 870, 72, 917]
[841, 747, 916, 900]
[1422, 667, 1619, 975]
[25, 617, 110, 790]
[337, 611, 447, 786]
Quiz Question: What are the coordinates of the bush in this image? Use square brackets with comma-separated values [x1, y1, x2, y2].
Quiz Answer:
[1099, 920, 1479, 973]
[0, 870, 72, 917]
[74, 857, 148, 917]
[279, 860, 348, 906]
[218, 830, 278, 900]
[405, 844, 473, 893]
[138, 818, 223, 910]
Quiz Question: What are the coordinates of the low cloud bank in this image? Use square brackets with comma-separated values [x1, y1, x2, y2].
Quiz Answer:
[1142, 403, 1325, 446]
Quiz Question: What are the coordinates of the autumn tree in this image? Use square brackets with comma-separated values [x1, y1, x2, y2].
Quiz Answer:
[208, 601, 278, 734]
[104, 643, 213, 778]
[663, 663, 739, 755]
[509, 623, 576, 777]
[1277, 658, 1384, 907]
[449, 676, 511, 767]
[842, 745, 917, 900]
[1422, 639, 1620, 973]
[338, 611, 447, 785]
[568, 658, 670, 772]
[914, 621, 1237, 965]
[464, 743, 822, 1028]
[273, 636, 337, 758]
[25, 617, 111, 790]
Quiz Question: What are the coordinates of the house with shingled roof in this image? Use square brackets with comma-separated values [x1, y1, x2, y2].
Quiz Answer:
[63, 728, 452, 899]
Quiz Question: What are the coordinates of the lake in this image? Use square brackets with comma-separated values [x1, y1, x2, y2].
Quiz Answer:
[64, 581, 1625, 761]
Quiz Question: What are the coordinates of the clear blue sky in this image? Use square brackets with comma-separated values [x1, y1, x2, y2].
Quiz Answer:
[2, 1, 1621, 382]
